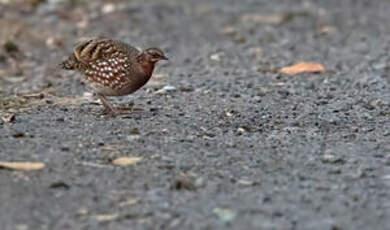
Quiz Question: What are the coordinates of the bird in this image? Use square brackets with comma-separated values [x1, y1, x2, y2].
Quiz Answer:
[60, 37, 168, 115]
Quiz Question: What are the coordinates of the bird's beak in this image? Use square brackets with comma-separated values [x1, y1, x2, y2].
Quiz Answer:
[161, 56, 169, 60]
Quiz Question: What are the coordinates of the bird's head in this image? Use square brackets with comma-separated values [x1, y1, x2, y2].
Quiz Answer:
[139, 47, 168, 64]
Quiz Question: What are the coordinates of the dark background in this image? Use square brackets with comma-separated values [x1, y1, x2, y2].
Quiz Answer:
[0, 0, 390, 229]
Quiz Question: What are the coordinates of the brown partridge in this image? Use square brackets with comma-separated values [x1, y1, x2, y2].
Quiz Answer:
[61, 37, 167, 114]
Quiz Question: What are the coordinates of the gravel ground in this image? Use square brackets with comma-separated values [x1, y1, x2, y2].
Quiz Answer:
[1, 0, 390, 229]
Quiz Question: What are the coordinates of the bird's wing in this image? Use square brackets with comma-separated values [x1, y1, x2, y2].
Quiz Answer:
[72, 38, 140, 64]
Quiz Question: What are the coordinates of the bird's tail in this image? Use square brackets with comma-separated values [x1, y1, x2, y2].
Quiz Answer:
[60, 54, 78, 70]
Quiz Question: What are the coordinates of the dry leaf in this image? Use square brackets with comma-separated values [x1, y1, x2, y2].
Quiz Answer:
[102, 4, 116, 14]
[248, 47, 262, 57]
[210, 53, 221, 61]
[281, 62, 325, 75]
[0, 161, 45, 171]
[213, 208, 236, 222]
[226, 111, 233, 117]
[94, 214, 118, 222]
[112, 157, 142, 166]
[275, 82, 286, 87]
[220, 26, 237, 36]
[1, 112, 15, 123]
[155, 85, 177, 94]
[241, 13, 285, 24]
[3, 76, 26, 83]
[46, 37, 64, 49]
[76, 207, 89, 216]
[237, 179, 255, 186]
[317, 26, 337, 35]
[237, 127, 246, 133]
[153, 73, 167, 78]
[14, 224, 28, 230]
[101, 145, 120, 155]
[20, 92, 45, 99]
[118, 198, 140, 207]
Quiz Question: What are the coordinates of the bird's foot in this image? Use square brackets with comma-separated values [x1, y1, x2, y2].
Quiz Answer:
[116, 104, 144, 113]
[99, 105, 143, 116]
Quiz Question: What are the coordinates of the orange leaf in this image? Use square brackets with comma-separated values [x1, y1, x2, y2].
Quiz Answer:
[0, 161, 45, 171]
[281, 62, 325, 75]
[112, 157, 142, 166]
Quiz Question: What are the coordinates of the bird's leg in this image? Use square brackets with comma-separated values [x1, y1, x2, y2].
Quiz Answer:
[98, 95, 135, 115]
[98, 94, 117, 115]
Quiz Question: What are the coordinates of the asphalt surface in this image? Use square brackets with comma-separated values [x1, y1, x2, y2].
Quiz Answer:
[0, 0, 390, 229]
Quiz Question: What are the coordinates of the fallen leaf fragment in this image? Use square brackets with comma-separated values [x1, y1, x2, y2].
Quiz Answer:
[213, 208, 236, 222]
[112, 157, 142, 166]
[237, 127, 246, 133]
[155, 85, 177, 94]
[20, 92, 45, 99]
[210, 53, 221, 61]
[322, 154, 345, 164]
[102, 3, 116, 14]
[0, 161, 45, 171]
[118, 198, 140, 207]
[241, 13, 285, 24]
[1, 112, 15, 123]
[101, 145, 120, 155]
[153, 73, 167, 78]
[382, 175, 390, 180]
[281, 62, 325, 75]
[14, 224, 28, 230]
[220, 26, 237, 36]
[237, 179, 255, 186]
[94, 214, 119, 222]
[317, 25, 337, 35]
[226, 111, 233, 117]
[46, 37, 64, 49]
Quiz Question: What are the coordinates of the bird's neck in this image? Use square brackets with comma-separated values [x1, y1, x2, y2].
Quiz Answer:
[140, 61, 155, 76]
[137, 54, 155, 76]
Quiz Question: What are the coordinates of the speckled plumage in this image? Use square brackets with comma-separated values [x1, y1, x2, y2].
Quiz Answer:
[61, 37, 167, 114]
